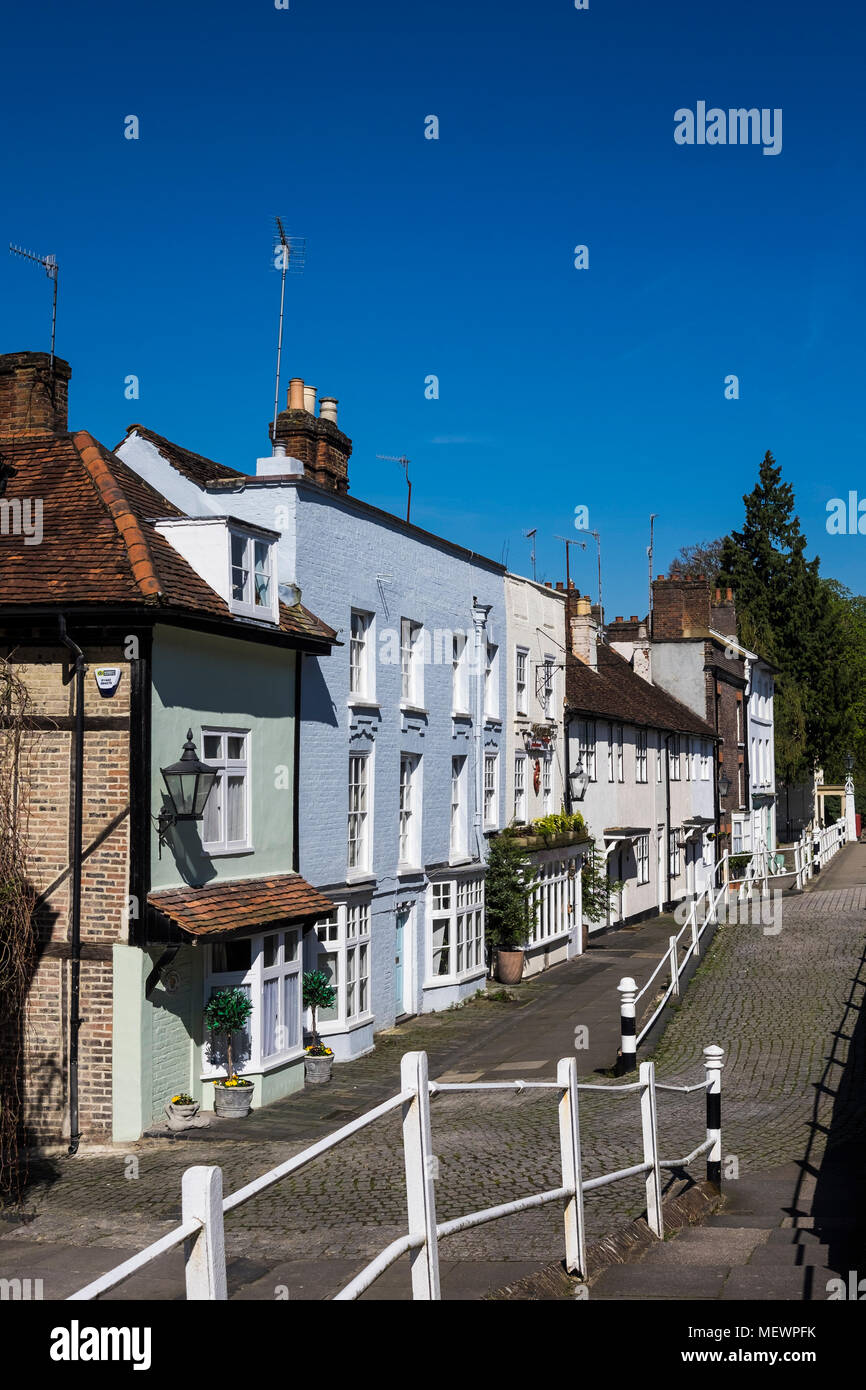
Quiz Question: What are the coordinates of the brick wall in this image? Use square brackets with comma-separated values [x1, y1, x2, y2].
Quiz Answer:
[652, 574, 712, 639]
[0, 353, 71, 438]
[3, 644, 131, 1144]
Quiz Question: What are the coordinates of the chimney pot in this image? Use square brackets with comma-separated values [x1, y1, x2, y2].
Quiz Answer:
[726, 588, 733, 601]
[656, 573, 664, 581]
[615, 615, 623, 623]
[630, 615, 638, 622]
[544, 581, 552, 588]
[555, 581, 564, 591]
[319, 396, 338, 425]
[303, 385, 317, 415]
[289, 378, 305, 410]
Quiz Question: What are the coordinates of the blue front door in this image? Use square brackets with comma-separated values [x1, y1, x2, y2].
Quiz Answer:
[395, 908, 409, 1015]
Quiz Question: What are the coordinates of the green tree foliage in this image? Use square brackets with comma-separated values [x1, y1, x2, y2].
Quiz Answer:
[667, 537, 726, 580]
[303, 970, 337, 1052]
[204, 987, 253, 1079]
[484, 835, 538, 952]
[718, 451, 861, 785]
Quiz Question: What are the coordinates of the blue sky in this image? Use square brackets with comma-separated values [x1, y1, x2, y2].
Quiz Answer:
[2, 0, 864, 613]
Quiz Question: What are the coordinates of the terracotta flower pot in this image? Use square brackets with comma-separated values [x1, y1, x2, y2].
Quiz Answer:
[304, 1054, 334, 1085]
[495, 949, 525, 985]
[213, 1081, 254, 1117]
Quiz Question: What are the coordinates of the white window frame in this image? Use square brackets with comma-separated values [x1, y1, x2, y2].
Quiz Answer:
[540, 655, 555, 719]
[202, 928, 303, 1079]
[636, 834, 650, 885]
[636, 729, 648, 783]
[669, 830, 681, 878]
[616, 724, 624, 782]
[201, 727, 251, 855]
[401, 618, 424, 708]
[607, 722, 615, 783]
[700, 743, 711, 781]
[313, 900, 372, 1031]
[399, 752, 422, 869]
[669, 734, 681, 781]
[348, 751, 372, 875]
[528, 850, 581, 946]
[514, 754, 527, 823]
[228, 527, 277, 622]
[452, 631, 470, 714]
[483, 752, 499, 828]
[575, 719, 596, 782]
[349, 609, 375, 701]
[427, 876, 485, 985]
[515, 647, 529, 717]
[691, 739, 699, 782]
[542, 754, 553, 814]
[656, 731, 663, 783]
[450, 755, 468, 860]
[484, 642, 500, 720]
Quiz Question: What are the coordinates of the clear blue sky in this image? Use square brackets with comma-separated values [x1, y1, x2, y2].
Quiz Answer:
[3, 0, 864, 614]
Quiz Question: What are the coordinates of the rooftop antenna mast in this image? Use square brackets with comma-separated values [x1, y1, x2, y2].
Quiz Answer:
[648, 513, 658, 637]
[10, 243, 59, 368]
[271, 218, 306, 446]
[377, 455, 412, 523]
[524, 528, 537, 580]
[554, 534, 582, 590]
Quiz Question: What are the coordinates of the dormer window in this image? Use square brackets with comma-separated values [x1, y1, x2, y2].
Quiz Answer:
[229, 529, 274, 620]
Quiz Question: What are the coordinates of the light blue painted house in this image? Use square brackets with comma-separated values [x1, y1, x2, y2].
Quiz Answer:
[118, 377, 506, 1062]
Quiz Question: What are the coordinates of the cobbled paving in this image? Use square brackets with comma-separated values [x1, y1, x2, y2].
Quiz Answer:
[8, 885, 866, 1289]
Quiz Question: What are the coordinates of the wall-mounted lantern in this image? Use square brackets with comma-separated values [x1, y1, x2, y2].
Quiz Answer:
[157, 730, 219, 848]
[717, 771, 732, 802]
[568, 761, 589, 805]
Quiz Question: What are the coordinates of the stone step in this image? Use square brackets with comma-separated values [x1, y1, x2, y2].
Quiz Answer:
[640, 1226, 769, 1266]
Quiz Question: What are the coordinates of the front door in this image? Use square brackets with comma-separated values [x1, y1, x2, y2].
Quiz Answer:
[395, 906, 410, 1017]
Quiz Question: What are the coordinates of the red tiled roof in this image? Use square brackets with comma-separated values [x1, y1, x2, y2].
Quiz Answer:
[0, 430, 335, 646]
[148, 874, 334, 938]
[122, 424, 246, 485]
[566, 643, 715, 739]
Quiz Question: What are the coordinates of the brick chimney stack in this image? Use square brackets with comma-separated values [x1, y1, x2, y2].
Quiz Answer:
[0, 352, 71, 438]
[710, 586, 738, 638]
[567, 591, 598, 671]
[270, 375, 352, 493]
[651, 571, 712, 638]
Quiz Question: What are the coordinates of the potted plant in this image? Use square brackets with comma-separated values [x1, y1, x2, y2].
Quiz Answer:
[204, 987, 255, 1117]
[167, 1092, 196, 1121]
[485, 834, 538, 983]
[303, 970, 337, 1084]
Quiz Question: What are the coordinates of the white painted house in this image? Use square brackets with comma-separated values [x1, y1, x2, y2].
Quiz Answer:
[566, 591, 718, 931]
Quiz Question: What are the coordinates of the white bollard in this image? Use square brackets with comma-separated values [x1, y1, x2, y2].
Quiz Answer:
[703, 1045, 725, 1188]
[616, 977, 638, 1075]
[401, 1051, 441, 1300]
[669, 936, 680, 998]
[557, 1057, 587, 1278]
[639, 1061, 663, 1239]
[182, 1165, 227, 1300]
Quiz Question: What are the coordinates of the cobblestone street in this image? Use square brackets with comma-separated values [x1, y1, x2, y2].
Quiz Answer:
[3, 849, 865, 1300]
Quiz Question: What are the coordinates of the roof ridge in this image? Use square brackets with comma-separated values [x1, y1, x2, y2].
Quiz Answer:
[123, 423, 246, 479]
[72, 430, 163, 600]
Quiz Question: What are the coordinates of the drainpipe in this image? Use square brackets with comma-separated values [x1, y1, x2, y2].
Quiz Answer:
[58, 617, 86, 1156]
[471, 601, 492, 860]
[664, 734, 673, 908]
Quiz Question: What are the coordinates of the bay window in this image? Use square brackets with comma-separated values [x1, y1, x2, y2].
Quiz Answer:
[429, 876, 485, 982]
[314, 901, 372, 1029]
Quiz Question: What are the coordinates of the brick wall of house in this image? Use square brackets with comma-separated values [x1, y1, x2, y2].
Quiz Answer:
[4, 644, 131, 1145]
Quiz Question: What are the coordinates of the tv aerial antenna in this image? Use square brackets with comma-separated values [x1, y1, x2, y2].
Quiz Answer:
[271, 218, 306, 443]
[9, 243, 59, 368]
[377, 454, 412, 523]
[524, 528, 537, 580]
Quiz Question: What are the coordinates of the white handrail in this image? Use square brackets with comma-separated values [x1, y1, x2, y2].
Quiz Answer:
[68, 1044, 723, 1303]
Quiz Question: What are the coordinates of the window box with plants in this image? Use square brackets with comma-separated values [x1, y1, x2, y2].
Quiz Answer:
[204, 987, 255, 1118]
[484, 834, 538, 984]
[303, 971, 338, 1085]
[502, 810, 593, 852]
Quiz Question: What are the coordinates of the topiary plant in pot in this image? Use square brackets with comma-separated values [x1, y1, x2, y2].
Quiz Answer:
[484, 834, 538, 984]
[205, 987, 255, 1117]
[303, 970, 337, 1084]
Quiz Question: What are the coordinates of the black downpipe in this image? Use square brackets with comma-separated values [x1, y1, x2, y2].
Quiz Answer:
[293, 653, 303, 873]
[59, 617, 85, 1156]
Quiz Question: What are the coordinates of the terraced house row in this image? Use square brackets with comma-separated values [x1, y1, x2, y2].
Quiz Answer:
[0, 350, 775, 1144]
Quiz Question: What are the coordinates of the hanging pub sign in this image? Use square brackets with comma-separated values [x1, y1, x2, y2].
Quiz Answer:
[93, 667, 122, 697]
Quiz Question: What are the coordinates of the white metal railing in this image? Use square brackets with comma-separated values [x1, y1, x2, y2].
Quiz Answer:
[616, 858, 730, 1067]
[66, 1044, 724, 1301]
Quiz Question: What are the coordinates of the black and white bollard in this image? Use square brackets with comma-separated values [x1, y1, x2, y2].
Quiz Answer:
[703, 1044, 724, 1189]
[616, 977, 638, 1075]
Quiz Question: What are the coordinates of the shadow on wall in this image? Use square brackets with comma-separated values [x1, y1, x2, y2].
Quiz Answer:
[301, 655, 339, 730]
[159, 787, 218, 889]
